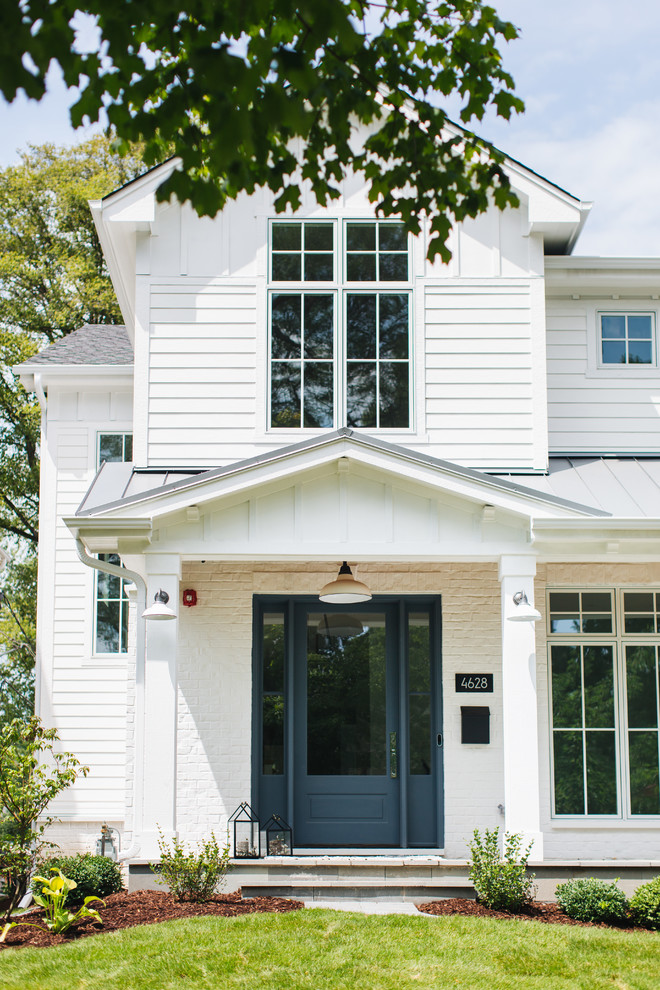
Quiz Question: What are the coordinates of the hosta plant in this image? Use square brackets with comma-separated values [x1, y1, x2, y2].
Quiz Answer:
[0, 868, 104, 941]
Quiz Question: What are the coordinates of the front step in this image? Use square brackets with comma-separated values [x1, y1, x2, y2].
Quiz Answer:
[241, 877, 474, 902]
[129, 853, 474, 903]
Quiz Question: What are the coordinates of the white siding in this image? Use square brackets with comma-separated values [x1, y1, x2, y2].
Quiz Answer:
[546, 300, 660, 453]
[423, 281, 541, 468]
[136, 192, 546, 470]
[38, 390, 132, 820]
[147, 282, 260, 465]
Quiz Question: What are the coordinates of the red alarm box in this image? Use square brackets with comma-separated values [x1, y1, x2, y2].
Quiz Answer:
[182, 589, 197, 608]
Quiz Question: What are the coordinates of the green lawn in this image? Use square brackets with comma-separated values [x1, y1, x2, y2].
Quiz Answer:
[0, 909, 658, 990]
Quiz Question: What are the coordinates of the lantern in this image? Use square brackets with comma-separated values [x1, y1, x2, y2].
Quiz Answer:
[95, 823, 120, 860]
[228, 802, 261, 858]
[264, 814, 293, 856]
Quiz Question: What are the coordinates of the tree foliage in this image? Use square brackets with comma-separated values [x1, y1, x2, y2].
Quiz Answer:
[1, 1, 523, 261]
[0, 717, 89, 923]
[0, 136, 146, 720]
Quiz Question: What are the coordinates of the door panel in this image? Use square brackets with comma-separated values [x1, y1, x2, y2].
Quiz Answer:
[294, 605, 399, 846]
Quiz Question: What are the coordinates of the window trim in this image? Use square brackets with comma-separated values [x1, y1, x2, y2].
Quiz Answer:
[547, 586, 660, 821]
[585, 305, 660, 378]
[267, 218, 414, 434]
[97, 431, 133, 469]
[598, 311, 656, 369]
[93, 553, 130, 657]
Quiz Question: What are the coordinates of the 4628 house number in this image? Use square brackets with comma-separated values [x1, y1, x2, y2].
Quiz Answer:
[455, 673, 493, 693]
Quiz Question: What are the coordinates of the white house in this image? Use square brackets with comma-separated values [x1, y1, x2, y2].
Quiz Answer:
[16, 139, 660, 897]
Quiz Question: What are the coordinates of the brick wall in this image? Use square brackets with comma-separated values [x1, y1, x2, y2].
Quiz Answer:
[176, 561, 504, 858]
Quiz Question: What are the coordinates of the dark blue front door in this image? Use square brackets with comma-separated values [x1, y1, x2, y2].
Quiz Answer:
[294, 603, 400, 846]
[254, 596, 443, 849]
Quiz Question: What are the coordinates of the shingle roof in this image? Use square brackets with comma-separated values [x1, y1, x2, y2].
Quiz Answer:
[23, 324, 133, 366]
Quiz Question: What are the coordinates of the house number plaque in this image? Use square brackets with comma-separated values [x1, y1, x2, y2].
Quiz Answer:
[455, 673, 493, 693]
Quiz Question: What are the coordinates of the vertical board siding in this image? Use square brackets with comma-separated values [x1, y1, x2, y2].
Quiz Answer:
[424, 283, 536, 468]
[546, 301, 660, 452]
[148, 283, 258, 465]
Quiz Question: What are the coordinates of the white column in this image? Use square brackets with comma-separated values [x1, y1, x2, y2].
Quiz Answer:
[137, 554, 180, 859]
[499, 554, 543, 859]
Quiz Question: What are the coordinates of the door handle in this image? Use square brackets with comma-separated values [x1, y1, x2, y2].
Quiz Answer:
[389, 731, 398, 778]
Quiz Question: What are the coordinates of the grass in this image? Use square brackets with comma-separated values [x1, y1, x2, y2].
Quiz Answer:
[0, 909, 658, 990]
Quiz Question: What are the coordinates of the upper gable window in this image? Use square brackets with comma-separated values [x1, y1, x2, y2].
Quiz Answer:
[600, 313, 655, 366]
[346, 222, 409, 281]
[269, 220, 411, 431]
[271, 222, 334, 281]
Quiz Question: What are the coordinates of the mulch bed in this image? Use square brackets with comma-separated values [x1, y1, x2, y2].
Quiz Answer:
[0, 888, 302, 950]
[2, 890, 652, 950]
[417, 897, 641, 930]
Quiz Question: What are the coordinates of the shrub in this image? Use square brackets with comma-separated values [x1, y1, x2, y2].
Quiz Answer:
[555, 877, 629, 924]
[0, 717, 88, 923]
[630, 876, 660, 930]
[33, 854, 123, 906]
[152, 831, 230, 902]
[468, 827, 535, 911]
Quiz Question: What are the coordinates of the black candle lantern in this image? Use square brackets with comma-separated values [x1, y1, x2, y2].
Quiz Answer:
[264, 813, 293, 856]
[228, 802, 261, 858]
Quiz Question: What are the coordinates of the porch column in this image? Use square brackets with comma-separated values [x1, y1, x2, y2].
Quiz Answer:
[137, 554, 181, 858]
[499, 554, 543, 859]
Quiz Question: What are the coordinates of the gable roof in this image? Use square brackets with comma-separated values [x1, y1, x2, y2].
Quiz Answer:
[73, 428, 608, 523]
[18, 324, 133, 367]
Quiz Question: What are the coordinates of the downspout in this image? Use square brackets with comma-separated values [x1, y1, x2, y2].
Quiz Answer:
[32, 373, 47, 717]
[74, 538, 146, 861]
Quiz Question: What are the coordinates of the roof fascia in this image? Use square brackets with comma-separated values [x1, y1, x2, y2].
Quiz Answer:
[16, 365, 133, 394]
[545, 257, 660, 294]
[78, 431, 605, 523]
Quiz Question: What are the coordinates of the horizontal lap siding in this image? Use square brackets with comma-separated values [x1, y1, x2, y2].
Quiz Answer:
[148, 284, 258, 465]
[546, 303, 660, 453]
[424, 283, 536, 468]
[47, 425, 128, 820]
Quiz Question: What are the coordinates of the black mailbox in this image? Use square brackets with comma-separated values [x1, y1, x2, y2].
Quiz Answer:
[461, 706, 490, 744]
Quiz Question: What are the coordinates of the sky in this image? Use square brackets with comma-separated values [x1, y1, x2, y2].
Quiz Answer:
[0, 1, 659, 257]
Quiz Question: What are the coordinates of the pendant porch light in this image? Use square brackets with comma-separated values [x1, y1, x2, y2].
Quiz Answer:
[319, 562, 372, 604]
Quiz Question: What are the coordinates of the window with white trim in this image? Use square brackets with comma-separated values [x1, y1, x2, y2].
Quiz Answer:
[269, 220, 411, 430]
[548, 589, 660, 817]
[98, 432, 133, 465]
[94, 434, 132, 654]
[599, 313, 655, 366]
[95, 553, 129, 654]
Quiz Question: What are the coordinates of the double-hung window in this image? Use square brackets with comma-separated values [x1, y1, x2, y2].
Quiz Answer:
[548, 589, 660, 818]
[269, 220, 412, 430]
[94, 433, 132, 655]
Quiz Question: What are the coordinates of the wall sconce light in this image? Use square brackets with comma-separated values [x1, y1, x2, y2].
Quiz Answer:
[319, 561, 372, 604]
[509, 590, 541, 622]
[142, 589, 177, 620]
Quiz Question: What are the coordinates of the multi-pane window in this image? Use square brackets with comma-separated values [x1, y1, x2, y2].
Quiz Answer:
[600, 313, 654, 365]
[548, 590, 660, 817]
[94, 435, 132, 654]
[269, 220, 411, 430]
[98, 432, 133, 465]
[95, 552, 129, 654]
